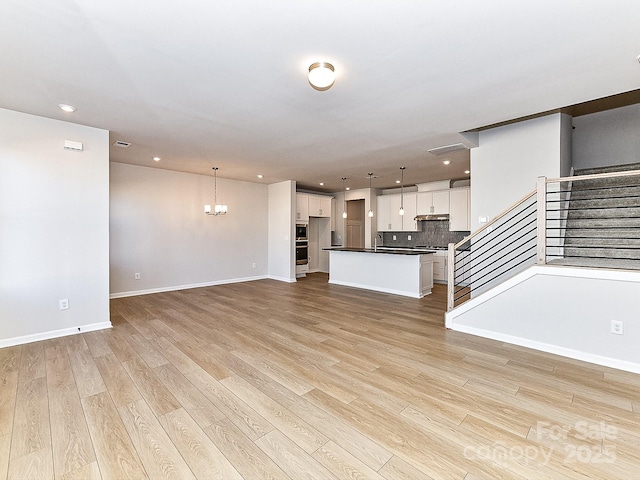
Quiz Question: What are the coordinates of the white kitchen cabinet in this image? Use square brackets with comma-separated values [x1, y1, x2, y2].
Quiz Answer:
[377, 193, 417, 231]
[308, 194, 332, 217]
[401, 192, 418, 231]
[331, 198, 336, 230]
[377, 194, 401, 231]
[296, 193, 309, 222]
[449, 187, 470, 231]
[420, 254, 434, 296]
[432, 250, 448, 283]
[417, 190, 450, 215]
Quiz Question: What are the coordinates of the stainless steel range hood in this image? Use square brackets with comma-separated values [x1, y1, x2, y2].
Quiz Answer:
[414, 214, 450, 221]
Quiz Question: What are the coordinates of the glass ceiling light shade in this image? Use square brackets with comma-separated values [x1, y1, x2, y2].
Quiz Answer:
[204, 167, 227, 216]
[367, 173, 374, 217]
[399, 167, 406, 216]
[308, 62, 335, 91]
[342, 177, 348, 219]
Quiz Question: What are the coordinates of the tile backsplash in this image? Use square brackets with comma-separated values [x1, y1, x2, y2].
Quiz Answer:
[380, 221, 468, 248]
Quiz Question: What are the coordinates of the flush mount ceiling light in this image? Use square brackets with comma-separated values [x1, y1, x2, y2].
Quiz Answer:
[153, 156, 161, 162]
[443, 160, 451, 165]
[308, 62, 335, 91]
[204, 167, 228, 216]
[464, 170, 470, 174]
[58, 103, 76, 113]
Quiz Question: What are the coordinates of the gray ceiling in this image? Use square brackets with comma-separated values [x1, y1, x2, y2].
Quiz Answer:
[2, 1, 639, 191]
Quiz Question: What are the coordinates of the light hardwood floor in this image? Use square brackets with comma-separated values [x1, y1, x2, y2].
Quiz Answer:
[2, 273, 640, 479]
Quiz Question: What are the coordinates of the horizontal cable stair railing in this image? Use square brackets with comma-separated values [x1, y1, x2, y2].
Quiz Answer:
[448, 190, 538, 310]
[447, 167, 640, 312]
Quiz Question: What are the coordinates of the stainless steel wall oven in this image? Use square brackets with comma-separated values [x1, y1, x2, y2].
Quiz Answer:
[295, 223, 308, 265]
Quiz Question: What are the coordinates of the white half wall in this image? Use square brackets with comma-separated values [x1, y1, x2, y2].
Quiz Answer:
[0, 108, 110, 347]
[109, 163, 268, 296]
[446, 266, 640, 373]
[267, 181, 295, 282]
[470, 113, 570, 231]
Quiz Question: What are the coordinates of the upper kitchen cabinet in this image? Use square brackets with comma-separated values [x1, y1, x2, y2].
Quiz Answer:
[377, 194, 401, 232]
[377, 193, 418, 232]
[402, 192, 418, 231]
[309, 195, 332, 217]
[449, 187, 470, 231]
[296, 193, 309, 222]
[417, 190, 450, 215]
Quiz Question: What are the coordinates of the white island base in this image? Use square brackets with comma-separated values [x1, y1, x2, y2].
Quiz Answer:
[327, 249, 434, 298]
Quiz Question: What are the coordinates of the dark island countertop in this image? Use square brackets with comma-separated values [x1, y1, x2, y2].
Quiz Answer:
[323, 247, 436, 255]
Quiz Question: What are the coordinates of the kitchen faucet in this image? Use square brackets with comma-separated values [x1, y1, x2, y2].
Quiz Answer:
[374, 234, 382, 252]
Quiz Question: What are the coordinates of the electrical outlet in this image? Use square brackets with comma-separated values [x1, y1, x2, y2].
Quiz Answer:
[393, 235, 396, 240]
[134, 272, 141, 280]
[408, 235, 412, 241]
[252, 263, 256, 268]
[59, 299, 69, 310]
[611, 320, 624, 335]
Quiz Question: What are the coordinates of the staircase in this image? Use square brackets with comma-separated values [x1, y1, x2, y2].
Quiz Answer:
[559, 163, 640, 270]
[448, 163, 640, 311]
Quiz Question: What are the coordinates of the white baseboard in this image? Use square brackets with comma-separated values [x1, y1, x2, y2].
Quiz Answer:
[328, 279, 423, 298]
[451, 323, 640, 374]
[267, 275, 297, 283]
[110, 275, 269, 299]
[0, 322, 112, 349]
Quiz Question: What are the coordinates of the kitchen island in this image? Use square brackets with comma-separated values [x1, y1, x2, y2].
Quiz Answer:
[325, 247, 434, 298]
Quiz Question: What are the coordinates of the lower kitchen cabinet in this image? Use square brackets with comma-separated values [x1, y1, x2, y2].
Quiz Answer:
[433, 251, 448, 283]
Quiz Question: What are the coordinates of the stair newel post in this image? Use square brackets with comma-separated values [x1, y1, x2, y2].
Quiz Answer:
[447, 243, 455, 312]
[536, 176, 547, 265]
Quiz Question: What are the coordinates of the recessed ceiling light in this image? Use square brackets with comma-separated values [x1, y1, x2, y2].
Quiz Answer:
[319, 182, 324, 186]
[464, 170, 470, 174]
[257, 174, 263, 179]
[346, 187, 350, 191]
[58, 103, 76, 113]
[395, 180, 401, 184]
[308, 62, 335, 91]
[443, 160, 451, 165]
[153, 156, 161, 162]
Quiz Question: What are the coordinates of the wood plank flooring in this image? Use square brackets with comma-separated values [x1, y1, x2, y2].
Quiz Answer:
[2, 273, 640, 479]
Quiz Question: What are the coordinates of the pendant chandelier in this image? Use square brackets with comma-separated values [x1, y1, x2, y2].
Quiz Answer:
[367, 173, 374, 218]
[204, 167, 228, 216]
[342, 177, 348, 219]
[399, 167, 406, 216]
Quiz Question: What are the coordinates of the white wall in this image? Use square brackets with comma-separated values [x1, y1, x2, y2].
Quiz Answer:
[573, 103, 640, 170]
[268, 181, 295, 282]
[110, 163, 268, 296]
[446, 267, 640, 373]
[470, 113, 567, 231]
[0, 108, 110, 347]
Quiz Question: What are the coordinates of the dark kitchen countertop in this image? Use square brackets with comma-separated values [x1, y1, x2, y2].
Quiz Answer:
[323, 247, 436, 255]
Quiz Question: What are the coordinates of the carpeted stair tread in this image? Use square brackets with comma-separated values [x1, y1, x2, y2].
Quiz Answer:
[574, 162, 640, 176]
[547, 257, 640, 270]
[552, 163, 640, 270]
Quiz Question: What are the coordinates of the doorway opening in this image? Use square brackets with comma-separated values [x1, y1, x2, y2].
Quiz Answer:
[346, 199, 365, 248]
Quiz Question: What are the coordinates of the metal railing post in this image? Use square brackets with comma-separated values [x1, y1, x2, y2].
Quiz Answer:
[536, 176, 547, 265]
